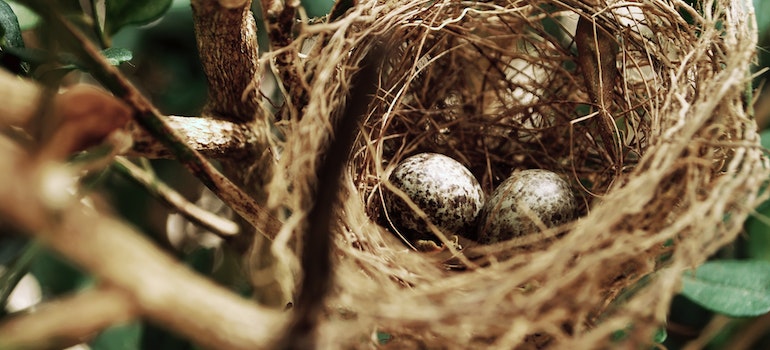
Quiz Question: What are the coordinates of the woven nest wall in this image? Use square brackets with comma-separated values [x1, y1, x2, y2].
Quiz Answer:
[261, 0, 767, 347]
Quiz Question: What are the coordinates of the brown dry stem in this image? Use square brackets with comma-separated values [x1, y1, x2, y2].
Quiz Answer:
[576, 14, 622, 165]
[0, 286, 138, 349]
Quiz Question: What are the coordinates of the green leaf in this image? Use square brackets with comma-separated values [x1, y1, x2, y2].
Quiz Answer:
[748, 129, 770, 261]
[376, 331, 392, 345]
[0, 0, 24, 48]
[681, 260, 770, 317]
[5, 2, 38, 30]
[653, 326, 667, 343]
[0, 236, 28, 265]
[0, 241, 41, 310]
[102, 0, 173, 35]
[102, 47, 132, 65]
[301, 0, 334, 18]
[3, 45, 130, 81]
[4, 46, 130, 66]
[756, 0, 770, 37]
[746, 211, 770, 261]
[90, 322, 142, 350]
[760, 128, 770, 151]
[0, 0, 29, 73]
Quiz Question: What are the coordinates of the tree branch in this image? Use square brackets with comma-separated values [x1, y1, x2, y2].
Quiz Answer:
[191, 0, 261, 122]
[112, 156, 240, 237]
[575, 14, 621, 164]
[126, 116, 264, 159]
[0, 68, 264, 159]
[16, 2, 282, 239]
[0, 286, 138, 350]
[0, 138, 287, 350]
[276, 41, 384, 349]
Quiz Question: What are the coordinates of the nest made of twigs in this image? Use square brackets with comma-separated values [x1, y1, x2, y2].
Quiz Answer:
[260, 0, 766, 348]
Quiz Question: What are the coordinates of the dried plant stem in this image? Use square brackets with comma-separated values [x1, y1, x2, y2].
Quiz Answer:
[681, 315, 732, 350]
[112, 156, 240, 237]
[277, 41, 384, 350]
[0, 286, 138, 350]
[724, 313, 770, 350]
[576, 15, 621, 164]
[0, 138, 286, 350]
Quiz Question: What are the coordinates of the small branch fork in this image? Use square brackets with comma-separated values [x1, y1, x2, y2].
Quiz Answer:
[19, 0, 282, 240]
[0, 1, 282, 345]
[0, 139, 286, 350]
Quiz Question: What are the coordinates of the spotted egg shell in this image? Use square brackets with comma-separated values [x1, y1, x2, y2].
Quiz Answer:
[384, 153, 484, 241]
[475, 169, 577, 244]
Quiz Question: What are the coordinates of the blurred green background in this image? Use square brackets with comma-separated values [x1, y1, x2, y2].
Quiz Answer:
[1, 0, 769, 349]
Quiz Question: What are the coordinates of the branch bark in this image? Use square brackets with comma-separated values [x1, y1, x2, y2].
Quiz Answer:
[260, 1, 303, 121]
[112, 157, 240, 237]
[0, 68, 263, 159]
[191, 0, 261, 122]
[126, 116, 264, 159]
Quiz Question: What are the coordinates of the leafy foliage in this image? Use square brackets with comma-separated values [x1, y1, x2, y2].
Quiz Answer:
[681, 260, 770, 317]
[301, 0, 334, 18]
[0, 0, 26, 73]
[0, 0, 23, 47]
[100, 0, 173, 36]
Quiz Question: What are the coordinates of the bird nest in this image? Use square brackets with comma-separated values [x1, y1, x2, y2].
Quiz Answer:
[261, 0, 766, 347]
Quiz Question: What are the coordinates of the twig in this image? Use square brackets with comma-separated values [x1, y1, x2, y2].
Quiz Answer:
[681, 315, 732, 350]
[18, 1, 282, 240]
[275, 41, 383, 349]
[0, 138, 286, 350]
[0, 286, 138, 350]
[112, 157, 240, 237]
[0, 68, 44, 126]
[126, 116, 263, 159]
[260, 0, 303, 121]
[725, 313, 770, 350]
[575, 14, 622, 165]
[0, 69, 263, 159]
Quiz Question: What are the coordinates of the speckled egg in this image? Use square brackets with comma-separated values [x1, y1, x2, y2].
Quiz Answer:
[384, 153, 484, 241]
[475, 169, 577, 244]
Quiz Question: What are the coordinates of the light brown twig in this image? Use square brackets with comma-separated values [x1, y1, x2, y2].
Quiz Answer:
[0, 286, 138, 350]
[0, 138, 286, 350]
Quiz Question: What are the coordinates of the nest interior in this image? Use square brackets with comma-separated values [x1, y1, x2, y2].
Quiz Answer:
[259, 0, 767, 347]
